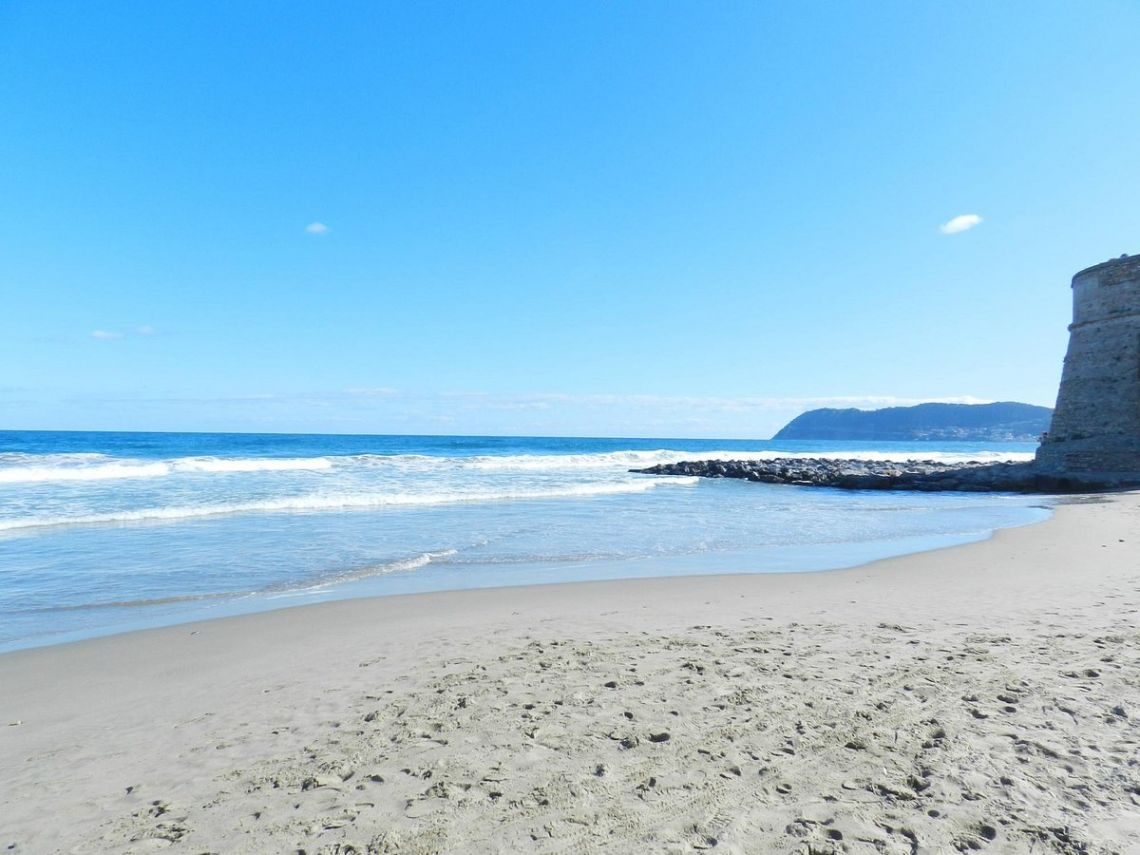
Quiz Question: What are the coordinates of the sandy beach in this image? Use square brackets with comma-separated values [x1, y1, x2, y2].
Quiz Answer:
[2, 493, 1138, 854]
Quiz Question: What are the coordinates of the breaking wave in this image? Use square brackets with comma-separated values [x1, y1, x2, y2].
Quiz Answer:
[453, 448, 1035, 471]
[0, 454, 333, 483]
[0, 447, 1033, 485]
[0, 478, 698, 532]
[287, 549, 462, 592]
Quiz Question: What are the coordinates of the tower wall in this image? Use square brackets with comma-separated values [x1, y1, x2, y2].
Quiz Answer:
[1036, 254, 1140, 477]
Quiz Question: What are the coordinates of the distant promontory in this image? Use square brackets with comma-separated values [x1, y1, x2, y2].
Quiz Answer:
[772, 402, 1052, 442]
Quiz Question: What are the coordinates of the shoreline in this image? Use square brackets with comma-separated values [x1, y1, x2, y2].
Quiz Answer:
[2, 493, 1137, 852]
[1, 496, 1053, 655]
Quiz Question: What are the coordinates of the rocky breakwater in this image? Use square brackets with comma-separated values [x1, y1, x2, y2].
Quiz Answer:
[632, 458, 1135, 493]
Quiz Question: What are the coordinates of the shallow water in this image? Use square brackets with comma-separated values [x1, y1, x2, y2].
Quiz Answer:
[0, 431, 1049, 651]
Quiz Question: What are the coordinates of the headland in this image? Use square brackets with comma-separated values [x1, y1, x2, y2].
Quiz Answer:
[637, 253, 1140, 496]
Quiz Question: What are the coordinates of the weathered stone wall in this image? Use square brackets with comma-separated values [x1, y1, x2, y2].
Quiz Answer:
[1036, 254, 1140, 477]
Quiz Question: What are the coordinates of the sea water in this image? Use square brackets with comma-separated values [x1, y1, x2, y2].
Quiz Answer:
[0, 431, 1049, 651]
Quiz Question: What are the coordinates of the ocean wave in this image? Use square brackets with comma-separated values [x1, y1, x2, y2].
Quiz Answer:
[0, 452, 108, 465]
[710, 450, 1037, 465]
[0, 447, 1034, 485]
[455, 449, 1036, 471]
[174, 457, 333, 474]
[290, 548, 461, 592]
[0, 455, 334, 483]
[0, 478, 699, 532]
[0, 461, 172, 483]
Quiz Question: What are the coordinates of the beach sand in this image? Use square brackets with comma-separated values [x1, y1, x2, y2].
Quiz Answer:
[2, 494, 1138, 854]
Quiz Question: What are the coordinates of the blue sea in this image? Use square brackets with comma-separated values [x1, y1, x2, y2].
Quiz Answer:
[0, 431, 1049, 652]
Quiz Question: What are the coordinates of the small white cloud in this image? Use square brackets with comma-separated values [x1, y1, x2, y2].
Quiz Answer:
[136, 325, 157, 336]
[940, 214, 983, 235]
[91, 330, 123, 340]
[305, 222, 329, 235]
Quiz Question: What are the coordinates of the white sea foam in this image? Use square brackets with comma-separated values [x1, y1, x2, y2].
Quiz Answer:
[0, 447, 1033, 485]
[0, 461, 172, 483]
[0, 452, 107, 465]
[299, 548, 461, 591]
[0, 455, 334, 483]
[0, 478, 698, 532]
[699, 450, 1038, 465]
[459, 451, 694, 471]
[173, 457, 333, 473]
[306, 448, 1035, 474]
[453, 448, 1035, 470]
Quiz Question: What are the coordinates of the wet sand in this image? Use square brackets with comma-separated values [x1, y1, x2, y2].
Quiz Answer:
[2, 493, 1138, 853]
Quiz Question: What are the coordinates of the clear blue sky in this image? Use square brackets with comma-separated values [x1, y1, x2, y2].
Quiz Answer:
[2, 1, 1137, 438]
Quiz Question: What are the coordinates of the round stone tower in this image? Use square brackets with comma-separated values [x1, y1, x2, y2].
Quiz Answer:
[1036, 253, 1140, 479]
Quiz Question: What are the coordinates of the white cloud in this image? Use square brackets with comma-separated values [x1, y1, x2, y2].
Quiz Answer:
[940, 214, 983, 235]
[305, 222, 329, 235]
[136, 325, 157, 336]
[91, 330, 123, 340]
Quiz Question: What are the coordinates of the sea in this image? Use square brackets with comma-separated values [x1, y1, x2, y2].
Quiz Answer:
[0, 431, 1050, 652]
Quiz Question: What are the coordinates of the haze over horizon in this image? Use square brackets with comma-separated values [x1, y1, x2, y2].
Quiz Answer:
[2, 2, 1138, 438]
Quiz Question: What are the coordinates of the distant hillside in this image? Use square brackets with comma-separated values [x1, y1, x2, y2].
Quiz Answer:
[773, 402, 1052, 442]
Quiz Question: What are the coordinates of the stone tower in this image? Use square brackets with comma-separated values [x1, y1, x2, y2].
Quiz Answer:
[1036, 253, 1140, 479]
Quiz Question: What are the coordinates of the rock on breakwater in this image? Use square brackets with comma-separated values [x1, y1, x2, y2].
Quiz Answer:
[632, 458, 1137, 493]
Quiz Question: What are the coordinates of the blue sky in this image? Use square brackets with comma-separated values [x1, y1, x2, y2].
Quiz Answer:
[2, 1, 1138, 438]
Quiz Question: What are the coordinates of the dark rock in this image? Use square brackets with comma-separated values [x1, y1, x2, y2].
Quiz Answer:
[631, 458, 1139, 494]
